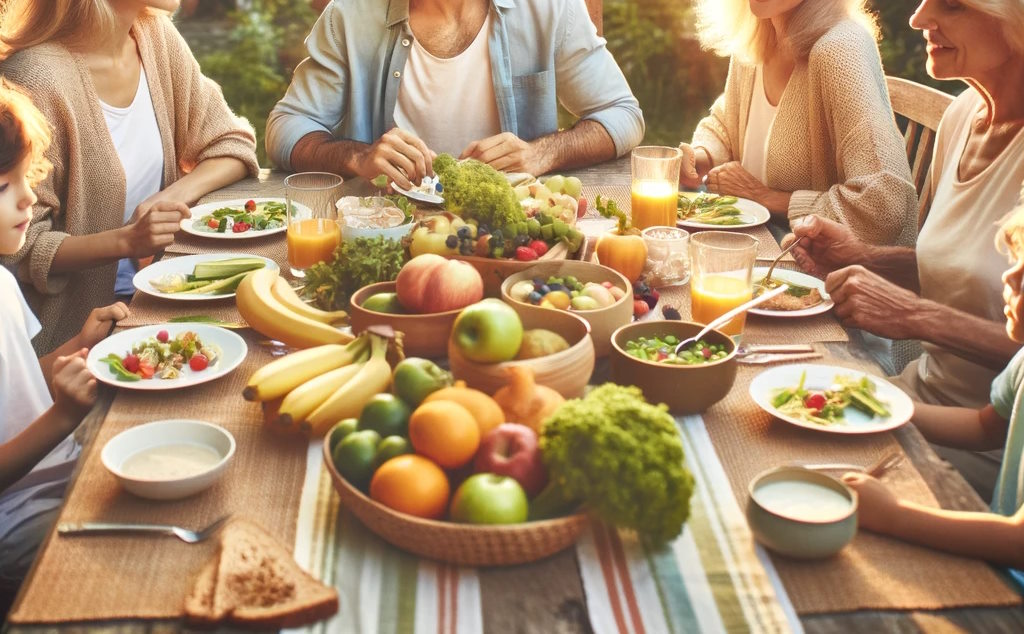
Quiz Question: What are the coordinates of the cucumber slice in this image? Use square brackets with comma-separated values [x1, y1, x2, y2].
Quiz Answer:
[191, 257, 266, 280]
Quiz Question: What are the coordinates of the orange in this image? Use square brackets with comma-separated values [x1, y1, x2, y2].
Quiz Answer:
[370, 454, 450, 519]
[408, 400, 480, 469]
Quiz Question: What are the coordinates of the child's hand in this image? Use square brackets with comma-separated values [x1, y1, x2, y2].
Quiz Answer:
[842, 472, 900, 533]
[77, 302, 130, 349]
[52, 349, 97, 418]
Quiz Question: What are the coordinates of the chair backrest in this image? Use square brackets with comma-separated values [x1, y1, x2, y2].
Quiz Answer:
[585, 0, 603, 35]
[885, 76, 954, 229]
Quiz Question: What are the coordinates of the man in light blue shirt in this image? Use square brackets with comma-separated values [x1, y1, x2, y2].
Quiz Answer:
[266, 0, 644, 188]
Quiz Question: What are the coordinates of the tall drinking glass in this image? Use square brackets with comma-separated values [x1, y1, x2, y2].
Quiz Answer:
[631, 146, 682, 230]
[689, 231, 759, 337]
[285, 172, 344, 278]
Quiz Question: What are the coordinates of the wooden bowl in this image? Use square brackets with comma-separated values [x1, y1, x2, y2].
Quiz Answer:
[349, 282, 461, 358]
[609, 320, 738, 414]
[322, 442, 589, 566]
[450, 234, 588, 296]
[500, 260, 632, 358]
[448, 305, 595, 398]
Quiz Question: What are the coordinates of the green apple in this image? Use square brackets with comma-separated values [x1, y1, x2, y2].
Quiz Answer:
[392, 357, 453, 407]
[362, 292, 406, 314]
[450, 299, 523, 363]
[449, 474, 529, 524]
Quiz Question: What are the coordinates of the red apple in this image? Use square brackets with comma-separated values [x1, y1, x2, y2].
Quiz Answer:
[395, 254, 484, 314]
[473, 423, 547, 497]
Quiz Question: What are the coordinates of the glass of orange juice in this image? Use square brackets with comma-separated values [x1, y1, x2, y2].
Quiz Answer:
[689, 231, 759, 338]
[285, 172, 344, 278]
[631, 146, 682, 230]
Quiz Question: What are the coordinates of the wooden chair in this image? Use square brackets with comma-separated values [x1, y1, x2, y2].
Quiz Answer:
[885, 76, 954, 229]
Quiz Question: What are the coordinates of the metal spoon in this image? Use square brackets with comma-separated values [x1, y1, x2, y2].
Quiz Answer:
[673, 283, 790, 355]
[757, 237, 804, 292]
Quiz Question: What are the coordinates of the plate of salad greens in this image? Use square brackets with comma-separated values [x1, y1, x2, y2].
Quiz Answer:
[87, 324, 247, 390]
[133, 253, 277, 301]
[181, 198, 309, 239]
[676, 192, 770, 229]
[749, 364, 913, 434]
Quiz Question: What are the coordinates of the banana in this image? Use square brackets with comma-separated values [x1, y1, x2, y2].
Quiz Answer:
[242, 337, 367, 402]
[270, 276, 348, 325]
[277, 361, 366, 428]
[236, 267, 353, 349]
[304, 334, 393, 436]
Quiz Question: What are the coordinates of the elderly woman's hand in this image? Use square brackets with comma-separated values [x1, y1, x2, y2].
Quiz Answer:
[785, 215, 868, 278]
[678, 143, 704, 189]
[825, 265, 925, 339]
[706, 161, 771, 201]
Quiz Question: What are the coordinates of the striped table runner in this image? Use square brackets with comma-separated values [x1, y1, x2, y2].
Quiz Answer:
[286, 415, 799, 634]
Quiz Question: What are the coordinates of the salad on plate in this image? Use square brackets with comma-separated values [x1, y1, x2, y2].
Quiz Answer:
[770, 370, 890, 426]
[192, 199, 286, 235]
[101, 330, 221, 381]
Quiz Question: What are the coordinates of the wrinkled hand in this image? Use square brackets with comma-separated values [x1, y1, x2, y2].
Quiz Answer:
[52, 349, 97, 417]
[76, 302, 129, 349]
[460, 133, 538, 174]
[121, 200, 190, 259]
[784, 215, 867, 278]
[825, 265, 923, 339]
[354, 128, 434, 190]
[841, 472, 899, 533]
[706, 161, 771, 205]
[678, 143, 703, 189]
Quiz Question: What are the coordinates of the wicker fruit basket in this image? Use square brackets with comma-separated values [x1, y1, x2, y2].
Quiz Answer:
[322, 442, 589, 566]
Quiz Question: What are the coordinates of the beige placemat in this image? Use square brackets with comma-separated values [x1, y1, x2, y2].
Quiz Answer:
[164, 232, 288, 263]
[702, 356, 1022, 613]
[9, 332, 309, 623]
[117, 293, 245, 328]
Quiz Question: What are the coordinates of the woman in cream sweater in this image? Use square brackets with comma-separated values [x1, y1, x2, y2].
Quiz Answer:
[0, 0, 259, 354]
[679, 0, 917, 246]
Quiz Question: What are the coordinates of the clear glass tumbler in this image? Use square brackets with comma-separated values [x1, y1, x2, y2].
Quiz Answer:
[285, 172, 344, 278]
[631, 146, 682, 230]
[689, 231, 759, 337]
[641, 226, 690, 287]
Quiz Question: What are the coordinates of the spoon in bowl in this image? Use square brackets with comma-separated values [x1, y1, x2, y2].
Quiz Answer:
[673, 283, 790, 355]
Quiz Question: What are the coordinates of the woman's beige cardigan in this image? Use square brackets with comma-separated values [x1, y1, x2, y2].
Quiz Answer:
[693, 20, 917, 247]
[0, 14, 259, 354]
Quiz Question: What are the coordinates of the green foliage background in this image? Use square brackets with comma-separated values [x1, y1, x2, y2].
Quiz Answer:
[181, 0, 960, 166]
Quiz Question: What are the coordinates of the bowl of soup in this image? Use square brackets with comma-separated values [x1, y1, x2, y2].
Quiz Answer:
[101, 419, 236, 500]
[746, 466, 858, 559]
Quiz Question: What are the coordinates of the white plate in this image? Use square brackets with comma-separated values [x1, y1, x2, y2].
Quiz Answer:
[180, 198, 296, 239]
[391, 181, 444, 205]
[87, 324, 247, 391]
[677, 193, 771, 230]
[132, 253, 278, 301]
[749, 363, 914, 434]
[748, 267, 834, 318]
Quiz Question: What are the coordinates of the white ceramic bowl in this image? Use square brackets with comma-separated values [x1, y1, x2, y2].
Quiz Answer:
[101, 420, 236, 500]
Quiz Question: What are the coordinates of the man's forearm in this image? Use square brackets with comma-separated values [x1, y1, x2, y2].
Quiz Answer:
[529, 119, 617, 175]
[862, 244, 920, 291]
[912, 298, 1020, 370]
[290, 131, 367, 178]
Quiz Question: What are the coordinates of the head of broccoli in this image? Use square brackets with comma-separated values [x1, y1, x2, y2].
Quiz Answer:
[536, 383, 694, 544]
[432, 153, 526, 232]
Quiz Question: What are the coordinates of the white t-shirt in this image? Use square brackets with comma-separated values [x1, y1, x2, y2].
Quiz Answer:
[393, 13, 501, 156]
[741, 65, 778, 183]
[0, 267, 79, 578]
[100, 66, 165, 296]
[916, 90, 1024, 408]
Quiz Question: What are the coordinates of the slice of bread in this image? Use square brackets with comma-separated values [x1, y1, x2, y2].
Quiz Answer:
[185, 519, 338, 629]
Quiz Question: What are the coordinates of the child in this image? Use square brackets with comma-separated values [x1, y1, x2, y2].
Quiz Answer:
[844, 194, 1024, 586]
[0, 79, 129, 588]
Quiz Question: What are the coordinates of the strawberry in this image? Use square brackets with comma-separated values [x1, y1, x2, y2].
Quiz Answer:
[633, 299, 650, 317]
[528, 240, 548, 257]
[156, 330, 169, 343]
[515, 246, 538, 261]
[122, 354, 140, 373]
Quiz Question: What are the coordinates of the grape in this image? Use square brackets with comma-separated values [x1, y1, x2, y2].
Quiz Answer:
[544, 175, 566, 194]
[563, 176, 583, 199]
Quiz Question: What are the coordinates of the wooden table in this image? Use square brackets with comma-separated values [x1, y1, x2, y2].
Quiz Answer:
[6, 158, 1024, 633]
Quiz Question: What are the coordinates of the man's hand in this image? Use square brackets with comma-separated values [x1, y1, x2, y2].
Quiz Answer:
[76, 303, 129, 350]
[841, 472, 900, 533]
[120, 200, 190, 259]
[353, 128, 434, 190]
[460, 133, 538, 174]
[51, 349, 97, 419]
[784, 215, 868, 278]
[825, 265, 924, 339]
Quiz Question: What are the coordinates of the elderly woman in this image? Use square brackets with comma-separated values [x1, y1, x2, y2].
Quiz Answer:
[0, 0, 259, 355]
[679, 0, 917, 245]
[787, 0, 1024, 497]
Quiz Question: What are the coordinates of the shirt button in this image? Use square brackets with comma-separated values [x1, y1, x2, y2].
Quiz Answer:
[402, 38, 410, 47]
[393, 70, 401, 78]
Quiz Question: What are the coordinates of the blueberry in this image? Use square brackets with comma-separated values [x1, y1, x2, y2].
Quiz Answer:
[548, 283, 566, 293]
[445, 234, 458, 248]
[435, 182, 444, 193]
[532, 277, 545, 286]
[528, 291, 543, 304]
[539, 285, 551, 295]
[457, 226, 470, 239]
[478, 223, 491, 235]
[662, 306, 682, 320]
[492, 229, 504, 241]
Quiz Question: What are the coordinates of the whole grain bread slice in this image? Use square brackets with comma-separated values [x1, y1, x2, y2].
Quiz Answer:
[184, 554, 223, 625]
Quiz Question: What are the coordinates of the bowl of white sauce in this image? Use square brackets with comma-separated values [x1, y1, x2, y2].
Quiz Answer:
[101, 420, 236, 500]
[746, 466, 858, 559]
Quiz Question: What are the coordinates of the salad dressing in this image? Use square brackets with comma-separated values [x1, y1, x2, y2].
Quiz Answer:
[754, 479, 853, 522]
[121, 443, 222, 480]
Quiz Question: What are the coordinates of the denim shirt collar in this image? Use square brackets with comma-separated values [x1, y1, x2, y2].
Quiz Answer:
[386, 0, 515, 27]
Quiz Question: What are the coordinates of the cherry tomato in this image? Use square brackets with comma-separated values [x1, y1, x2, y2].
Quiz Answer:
[207, 218, 220, 229]
[189, 353, 209, 371]
[528, 240, 549, 257]
[156, 330, 169, 343]
[232, 222, 251, 233]
[515, 246, 538, 261]
[804, 392, 827, 412]
[244, 199, 256, 212]
[701, 347, 712, 359]
[138, 360, 155, 379]
[122, 354, 140, 373]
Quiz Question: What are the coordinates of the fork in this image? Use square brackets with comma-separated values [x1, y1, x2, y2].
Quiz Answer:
[57, 514, 232, 544]
[789, 452, 905, 478]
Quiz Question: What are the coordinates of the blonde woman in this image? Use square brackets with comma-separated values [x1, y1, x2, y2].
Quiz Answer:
[679, 0, 917, 246]
[0, 0, 259, 354]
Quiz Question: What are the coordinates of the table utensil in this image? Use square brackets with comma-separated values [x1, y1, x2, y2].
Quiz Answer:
[758, 237, 803, 292]
[736, 343, 815, 356]
[737, 351, 824, 365]
[788, 452, 905, 477]
[58, 514, 231, 544]
[674, 284, 790, 354]
[747, 267, 834, 318]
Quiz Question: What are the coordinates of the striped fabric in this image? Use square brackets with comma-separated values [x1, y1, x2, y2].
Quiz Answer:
[286, 416, 799, 634]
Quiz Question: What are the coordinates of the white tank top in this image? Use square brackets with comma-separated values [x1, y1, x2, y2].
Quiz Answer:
[394, 13, 501, 156]
[742, 65, 778, 183]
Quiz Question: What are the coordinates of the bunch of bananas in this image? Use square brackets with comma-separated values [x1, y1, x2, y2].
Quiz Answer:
[236, 267, 352, 349]
[244, 332, 394, 436]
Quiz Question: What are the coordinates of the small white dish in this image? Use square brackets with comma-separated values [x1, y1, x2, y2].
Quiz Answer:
[180, 198, 309, 240]
[101, 419, 235, 500]
[748, 267, 834, 318]
[676, 192, 770, 230]
[391, 179, 444, 205]
[749, 363, 914, 434]
[87, 324, 247, 391]
[132, 253, 277, 301]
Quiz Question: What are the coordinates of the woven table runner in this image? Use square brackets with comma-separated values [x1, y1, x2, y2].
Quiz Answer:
[117, 293, 245, 328]
[9, 330, 309, 623]
[703, 355, 1022, 613]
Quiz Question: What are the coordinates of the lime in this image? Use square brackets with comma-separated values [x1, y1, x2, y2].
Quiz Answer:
[327, 418, 358, 455]
[332, 429, 381, 490]
[358, 393, 412, 438]
[372, 435, 414, 471]
[362, 292, 405, 314]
